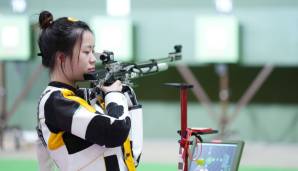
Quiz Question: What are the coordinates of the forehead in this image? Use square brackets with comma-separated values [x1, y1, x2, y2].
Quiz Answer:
[81, 31, 94, 48]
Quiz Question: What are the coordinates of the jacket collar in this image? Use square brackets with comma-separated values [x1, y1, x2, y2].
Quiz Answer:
[48, 81, 77, 92]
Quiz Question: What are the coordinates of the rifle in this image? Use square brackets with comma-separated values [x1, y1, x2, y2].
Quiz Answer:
[83, 45, 182, 87]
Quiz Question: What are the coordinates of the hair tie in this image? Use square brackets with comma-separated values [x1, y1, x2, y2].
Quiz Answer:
[37, 52, 43, 57]
[67, 17, 79, 22]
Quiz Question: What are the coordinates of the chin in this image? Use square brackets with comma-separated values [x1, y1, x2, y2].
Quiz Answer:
[74, 76, 85, 82]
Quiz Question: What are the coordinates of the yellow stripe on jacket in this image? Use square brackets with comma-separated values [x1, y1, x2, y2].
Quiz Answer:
[48, 89, 96, 150]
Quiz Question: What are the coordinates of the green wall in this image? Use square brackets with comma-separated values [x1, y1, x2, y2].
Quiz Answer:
[1, 0, 298, 65]
[1, 1, 298, 143]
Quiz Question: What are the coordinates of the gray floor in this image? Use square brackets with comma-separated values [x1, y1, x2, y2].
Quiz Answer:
[1, 135, 298, 169]
[142, 140, 298, 168]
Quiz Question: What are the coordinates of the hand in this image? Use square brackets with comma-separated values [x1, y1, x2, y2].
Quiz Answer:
[98, 80, 123, 94]
[122, 85, 139, 107]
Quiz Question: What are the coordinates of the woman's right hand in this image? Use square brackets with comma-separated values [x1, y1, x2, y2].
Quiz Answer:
[99, 80, 123, 94]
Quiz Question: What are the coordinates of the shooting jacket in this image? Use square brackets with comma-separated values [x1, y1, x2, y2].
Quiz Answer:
[36, 81, 143, 171]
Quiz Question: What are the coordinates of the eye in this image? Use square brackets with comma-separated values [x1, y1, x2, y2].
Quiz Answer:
[83, 51, 90, 55]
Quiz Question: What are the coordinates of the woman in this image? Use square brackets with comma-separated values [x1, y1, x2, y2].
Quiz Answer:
[36, 11, 143, 171]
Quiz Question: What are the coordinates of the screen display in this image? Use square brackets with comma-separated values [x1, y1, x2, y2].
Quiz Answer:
[189, 143, 239, 171]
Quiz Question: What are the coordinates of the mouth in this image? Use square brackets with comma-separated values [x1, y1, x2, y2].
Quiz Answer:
[88, 68, 96, 72]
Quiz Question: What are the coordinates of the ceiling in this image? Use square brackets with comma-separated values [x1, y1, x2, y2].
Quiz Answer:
[1, 0, 298, 11]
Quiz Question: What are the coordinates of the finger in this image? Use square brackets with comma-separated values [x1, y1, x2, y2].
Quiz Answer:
[115, 80, 121, 85]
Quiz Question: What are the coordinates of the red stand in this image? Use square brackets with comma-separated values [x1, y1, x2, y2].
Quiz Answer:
[164, 83, 217, 171]
[179, 85, 192, 171]
[180, 87, 188, 137]
[165, 83, 193, 171]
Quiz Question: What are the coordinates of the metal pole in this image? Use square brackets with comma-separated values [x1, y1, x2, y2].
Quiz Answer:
[164, 83, 193, 171]
[180, 88, 188, 137]
[0, 62, 7, 149]
[180, 87, 188, 171]
[7, 64, 43, 120]
[230, 64, 274, 123]
[215, 64, 229, 138]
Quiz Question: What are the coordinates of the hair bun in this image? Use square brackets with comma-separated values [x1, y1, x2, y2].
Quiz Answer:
[39, 11, 54, 29]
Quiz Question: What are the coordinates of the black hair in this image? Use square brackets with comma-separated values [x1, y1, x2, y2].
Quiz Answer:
[38, 10, 92, 72]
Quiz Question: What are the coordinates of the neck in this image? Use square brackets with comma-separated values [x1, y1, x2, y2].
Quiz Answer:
[50, 69, 75, 87]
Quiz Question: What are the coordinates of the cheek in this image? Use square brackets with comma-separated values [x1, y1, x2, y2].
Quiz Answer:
[79, 59, 88, 70]
[65, 60, 74, 71]
[70, 61, 78, 71]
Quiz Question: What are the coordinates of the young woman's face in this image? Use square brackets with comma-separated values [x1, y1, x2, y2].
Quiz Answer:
[65, 31, 96, 81]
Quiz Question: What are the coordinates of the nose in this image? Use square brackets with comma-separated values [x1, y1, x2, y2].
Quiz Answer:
[90, 53, 96, 64]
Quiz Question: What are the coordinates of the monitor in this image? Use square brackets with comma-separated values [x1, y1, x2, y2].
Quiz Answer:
[189, 141, 244, 171]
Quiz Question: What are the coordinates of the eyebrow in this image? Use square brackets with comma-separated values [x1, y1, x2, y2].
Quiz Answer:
[82, 45, 94, 49]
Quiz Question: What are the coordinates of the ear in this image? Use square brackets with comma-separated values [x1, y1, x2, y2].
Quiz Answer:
[56, 52, 66, 63]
